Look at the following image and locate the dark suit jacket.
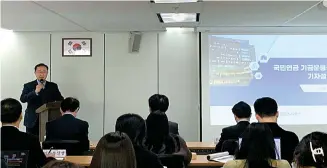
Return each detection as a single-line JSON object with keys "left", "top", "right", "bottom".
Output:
{"left": 215, "top": 121, "right": 250, "bottom": 152}
{"left": 20, "top": 80, "right": 63, "bottom": 128}
{"left": 1, "top": 126, "right": 47, "bottom": 168}
{"left": 45, "top": 114, "right": 90, "bottom": 152}
{"left": 134, "top": 145, "right": 163, "bottom": 168}
{"left": 1, "top": 158, "right": 7, "bottom": 168}
{"left": 168, "top": 121, "right": 179, "bottom": 135}
{"left": 266, "top": 123, "right": 299, "bottom": 163}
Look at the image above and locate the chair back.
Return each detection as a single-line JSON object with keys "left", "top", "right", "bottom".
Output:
{"left": 42, "top": 140, "right": 83, "bottom": 155}
{"left": 1, "top": 151, "right": 29, "bottom": 168}
{"left": 221, "top": 139, "right": 239, "bottom": 155}
{"left": 158, "top": 154, "right": 185, "bottom": 168}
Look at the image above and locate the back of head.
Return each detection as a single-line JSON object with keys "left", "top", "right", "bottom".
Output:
{"left": 254, "top": 97, "right": 278, "bottom": 118}
{"left": 236, "top": 123, "right": 276, "bottom": 168}
{"left": 148, "top": 94, "right": 169, "bottom": 112}
{"left": 61, "top": 97, "right": 79, "bottom": 113}
{"left": 1, "top": 98, "right": 22, "bottom": 124}
{"left": 115, "top": 113, "right": 146, "bottom": 146}
{"left": 146, "top": 111, "right": 176, "bottom": 153}
{"left": 294, "top": 132, "right": 327, "bottom": 168}
{"left": 232, "top": 101, "right": 252, "bottom": 119}
{"left": 42, "top": 160, "right": 80, "bottom": 168}
{"left": 90, "top": 132, "right": 136, "bottom": 168}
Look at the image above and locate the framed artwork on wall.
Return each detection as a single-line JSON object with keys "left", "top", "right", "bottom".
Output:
{"left": 62, "top": 38, "right": 92, "bottom": 57}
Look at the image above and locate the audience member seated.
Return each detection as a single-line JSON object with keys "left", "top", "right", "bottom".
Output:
{"left": 149, "top": 94, "right": 179, "bottom": 135}
{"left": 45, "top": 97, "right": 89, "bottom": 153}
{"left": 215, "top": 101, "right": 251, "bottom": 153}
{"left": 224, "top": 123, "right": 290, "bottom": 168}
{"left": 145, "top": 111, "right": 191, "bottom": 166}
{"left": 43, "top": 160, "right": 81, "bottom": 168}
{"left": 254, "top": 97, "right": 299, "bottom": 163}
{"left": 1, "top": 98, "right": 51, "bottom": 168}
{"left": 89, "top": 132, "right": 136, "bottom": 168}
{"left": 115, "top": 113, "right": 163, "bottom": 168}
{"left": 293, "top": 132, "right": 327, "bottom": 168}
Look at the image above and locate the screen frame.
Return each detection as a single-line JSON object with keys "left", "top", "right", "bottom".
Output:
{"left": 200, "top": 32, "right": 327, "bottom": 142}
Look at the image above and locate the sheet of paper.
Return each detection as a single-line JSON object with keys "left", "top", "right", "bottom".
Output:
{"left": 43, "top": 149, "right": 66, "bottom": 158}
{"left": 211, "top": 155, "right": 234, "bottom": 163}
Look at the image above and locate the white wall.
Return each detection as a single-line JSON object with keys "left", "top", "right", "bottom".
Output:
{"left": 158, "top": 29, "right": 199, "bottom": 141}
{"left": 51, "top": 33, "right": 105, "bottom": 141}
{"left": 104, "top": 33, "right": 158, "bottom": 133}
{"left": 0, "top": 32, "right": 50, "bottom": 131}
{"left": 0, "top": 30, "right": 200, "bottom": 141}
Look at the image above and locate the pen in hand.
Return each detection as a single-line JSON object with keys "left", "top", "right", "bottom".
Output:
{"left": 48, "top": 147, "right": 54, "bottom": 155}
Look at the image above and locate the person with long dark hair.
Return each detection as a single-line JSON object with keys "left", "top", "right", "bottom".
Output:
{"left": 294, "top": 132, "right": 327, "bottom": 168}
{"left": 145, "top": 111, "right": 191, "bottom": 165}
{"left": 89, "top": 132, "right": 136, "bottom": 168}
{"left": 223, "top": 123, "right": 290, "bottom": 168}
{"left": 115, "top": 113, "right": 163, "bottom": 168}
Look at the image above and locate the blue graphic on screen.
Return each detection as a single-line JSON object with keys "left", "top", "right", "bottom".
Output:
{"left": 209, "top": 35, "right": 327, "bottom": 106}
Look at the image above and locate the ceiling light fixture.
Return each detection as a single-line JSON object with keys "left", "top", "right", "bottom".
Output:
{"left": 160, "top": 13, "right": 197, "bottom": 23}
{"left": 172, "top": 13, "right": 186, "bottom": 22}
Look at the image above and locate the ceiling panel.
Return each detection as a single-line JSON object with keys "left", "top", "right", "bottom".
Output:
{"left": 1, "top": 1, "right": 85, "bottom": 31}
{"left": 150, "top": 2, "right": 202, "bottom": 13}
{"left": 284, "top": 2, "right": 327, "bottom": 26}
{"left": 1, "top": 1, "right": 327, "bottom": 32}
{"left": 200, "top": 1, "right": 320, "bottom": 27}
{"left": 35, "top": 1, "right": 165, "bottom": 32}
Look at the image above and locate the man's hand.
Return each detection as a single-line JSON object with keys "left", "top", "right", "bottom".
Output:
{"left": 35, "top": 84, "right": 43, "bottom": 94}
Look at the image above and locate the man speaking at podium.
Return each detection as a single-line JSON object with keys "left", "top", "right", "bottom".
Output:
{"left": 20, "top": 63, "right": 64, "bottom": 136}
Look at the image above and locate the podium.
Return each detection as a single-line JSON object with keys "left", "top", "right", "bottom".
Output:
{"left": 36, "top": 101, "right": 62, "bottom": 142}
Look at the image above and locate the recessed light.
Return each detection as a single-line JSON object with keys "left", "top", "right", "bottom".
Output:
{"left": 160, "top": 13, "right": 197, "bottom": 23}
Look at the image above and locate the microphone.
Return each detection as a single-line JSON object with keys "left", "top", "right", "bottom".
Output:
{"left": 39, "top": 79, "right": 45, "bottom": 90}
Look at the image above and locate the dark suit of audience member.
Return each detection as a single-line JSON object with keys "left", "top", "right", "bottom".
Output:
{"left": 215, "top": 101, "right": 251, "bottom": 153}
{"left": 1, "top": 158, "right": 7, "bottom": 168}
{"left": 116, "top": 113, "right": 163, "bottom": 168}
{"left": 20, "top": 63, "right": 63, "bottom": 136}
{"left": 1, "top": 98, "right": 49, "bottom": 168}
{"left": 254, "top": 97, "right": 299, "bottom": 163}
{"left": 168, "top": 121, "right": 179, "bottom": 135}
{"left": 149, "top": 94, "right": 179, "bottom": 135}
{"left": 45, "top": 97, "right": 89, "bottom": 153}
{"left": 266, "top": 123, "right": 299, "bottom": 163}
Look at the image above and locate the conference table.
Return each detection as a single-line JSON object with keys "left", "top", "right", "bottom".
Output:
{"left": 63, "top": 142, "right": 221, "bottom": 167}
{"left": 90, "top": 141, "right": 216, "bottom": 154}
{"left": 64, "top": 155, "right": 225, "bottom": 167}
{"left": 90, "top": 141, "right": 215, "bottom": 149}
